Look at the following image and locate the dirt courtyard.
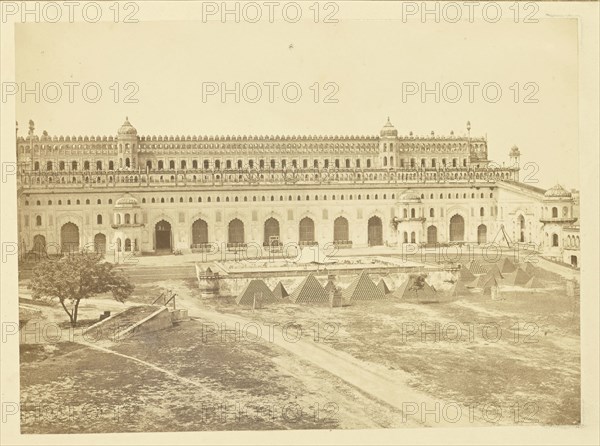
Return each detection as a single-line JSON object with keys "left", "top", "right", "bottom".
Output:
{"left": 19, "top": 261, "right": 580, "bottom": 432}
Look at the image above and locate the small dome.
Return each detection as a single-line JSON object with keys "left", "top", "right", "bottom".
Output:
{"left": 544, "top": 184, "right": 571, "bottom": 199}
{"left": 118, "top": 117, "right": 137, "bottom": 136}
{"left": 115, "top": 193, "right": 139, "bottom": 208}
{"left": 510, "top": 145, "right": 520, "bottom": 156}
{"left": 380, "top": 117, "right": 398, "bottom": 138}
{"left": 399, "top": 190, "right": 421, "bottom": 202}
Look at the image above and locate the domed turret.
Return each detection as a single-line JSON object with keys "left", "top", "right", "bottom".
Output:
{"left": 118, "top": 117, "right": 137, "bottom": 136}
{"left": 380, "top": 117, "right": 398, "bottom": 138}
{"left": 544, "top": 183, "right": 571, "bottom": 199}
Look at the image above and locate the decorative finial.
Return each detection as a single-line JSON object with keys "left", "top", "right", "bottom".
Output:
{"left": 466, "top": 121, "right": 471, "bottom": 131}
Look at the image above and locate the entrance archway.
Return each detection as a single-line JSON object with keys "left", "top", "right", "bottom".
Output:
{"left": 368, "top": 216, "right": 383, "bottom": 246}
{"left": 192, "top": 219, "right": 208, "bottom": 247}
{"left": 61, "top": 222, "right": 79, "bottom": 253}
{"left": 264, "top": 218, "right": 280, "bottom": 246}
{"left": 333, "top": 216, "right": 349, "bottom": 242}
{"left": 94, "top": 233, "right": 106, "bottom": 254}
{"left": 155, "top": 220, "right": 172, "bottom": 251}
{"left": 427, "top": 225, "right": 437, "bottom": 245}
{"left": 477, "top": 224, "right": 487, "bottom": 244}
{"left": 33, "top": 234, "right": 46, "bottom": 255}
{"left": 449, "top": 214, "right": 465, "bottom": 242}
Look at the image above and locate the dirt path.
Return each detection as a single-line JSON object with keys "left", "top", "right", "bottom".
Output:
{"left": 169, "top": 287, "right": 461, "bottom": 427}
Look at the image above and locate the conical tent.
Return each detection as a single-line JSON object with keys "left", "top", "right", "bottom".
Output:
{"left": 272, "top": 281, "right": 289, "bottom": 299}
{"left": 467, "top": 260, "right": 489, "bottom": 275}
{"left": 288, "top": 273, "right": 330, "bottom": 304}
{"left": 502, "top": 267, "right": 531, "bottom": 286}
{"left": 342, "top": 271, "right": 385, "bottom": 301}
{"left": 395, "top": 275, "right": 437, "bottom": 301}
{"left": 236, "top": 279, "right": 278, "bottom": 306}
{"left": 377, "top": 278, "right": 391, "bottom": 295}
{"left": 524, "top": 262, "right": 537, "bottom": 275}
{"left": 480, "top": 276, "right": 498, "bottom": 294}
{"left": 498, "top": 258, "right": 517, "bottom": 274}
{"left": 524, "top": 276, "right": 545, "bottom": 289}
{"left": 486, "top": 264, "right": 504, "bottom": 280}
{"left": 324, "top": 279, "right": 337, "bottom": 295}
{"left": 457, "top": 265, "right": 476, "bottom": 282}
{"left": 451, "top": 280, "right": 471, "bottom": 297}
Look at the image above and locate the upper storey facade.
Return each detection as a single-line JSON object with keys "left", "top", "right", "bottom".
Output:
{"left": 16, "top": 118, "right": 515, "bottom": 189}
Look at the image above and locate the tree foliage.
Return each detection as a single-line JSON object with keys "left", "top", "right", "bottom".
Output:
{"left": 408, "top": 273, "right": 427, "bottom": 298}
{"left": 30, "top": 253, "right": 134, "bottom": 327}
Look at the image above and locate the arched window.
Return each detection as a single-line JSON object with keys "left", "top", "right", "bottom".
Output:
{"left": 169, "top": 160, "right": 175, "bottom": 169}
{"left": 430, "top": 208, "right": 435, "bottom": 217}
{"left": 97, "top": 214, "right": 103, "bottom": 224}
{"left": 410, "top": 208, "right": 416, "bottom": 218}
{"left": 552, "top": 233, "right": 559, "bottom": 247}
{"left": 109, "top": 160, "right": 114, "bottom": 170}
{"left": 552, "top": 207, "right": 558, "bottom": 218}
{"left": 36, "top": 215, "right": 42, "bottom": 226}
{"left": 299, "top": 217, "right": 315, "bottom": 243}
{"left": 480, "top": 207, "right": 485, "bottom": 217}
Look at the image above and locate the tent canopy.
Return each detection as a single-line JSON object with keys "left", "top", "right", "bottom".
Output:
{"left": 288, "top": 273, "right": 330, "bottom": 304}
{"left": 342, "top": 271, "right": 385, "bottom": 301}
{"left": 236, "top": 279, "right": 278, "bottom": 306}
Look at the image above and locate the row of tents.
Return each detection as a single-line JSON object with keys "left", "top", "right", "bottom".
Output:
{"left": 236, "top": 271, "right": 437, "bottom": 307}
{"left": 452, "top": 257, "right": 545, "bottom": 296}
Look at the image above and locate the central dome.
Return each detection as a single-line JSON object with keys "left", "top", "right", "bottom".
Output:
{"left": 118, "top": 117, "right": 137, "bottom": 136}
{"left": 380, "top": 117, "right": 398, "bottom": 138}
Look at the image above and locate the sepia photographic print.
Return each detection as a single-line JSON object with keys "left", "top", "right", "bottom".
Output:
{"left": 1, "top": 1, "right": 598, "bottom": 445}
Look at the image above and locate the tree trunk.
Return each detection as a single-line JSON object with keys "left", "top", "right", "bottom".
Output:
{"left": 72, "top": 299, "right": 81, "bottom": 327}
{"left": 59, "top": 299, "right": 75, "bottom": 327}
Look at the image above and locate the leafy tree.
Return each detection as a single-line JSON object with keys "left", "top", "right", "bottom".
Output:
{"left": 408, "top": 273, "right": 427, "bottom": 299}
{"left": 30, "top": 253, "right": 134, "bottom": 327}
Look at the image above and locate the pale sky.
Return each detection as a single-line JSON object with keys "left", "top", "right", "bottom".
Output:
{"left": 15, "top": 13, "right": 578, "bottom": 190}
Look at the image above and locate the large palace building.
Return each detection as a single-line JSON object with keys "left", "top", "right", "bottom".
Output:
{"left": 16, "top": 118, "right": 580, "bottom": 267}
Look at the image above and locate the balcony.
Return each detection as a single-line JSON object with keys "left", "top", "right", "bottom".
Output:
{"left": 539, "top": 217, "right": 578, "bottom": 224}
{"left": 111, "top": 223, "right": 145, "bottom": 229}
